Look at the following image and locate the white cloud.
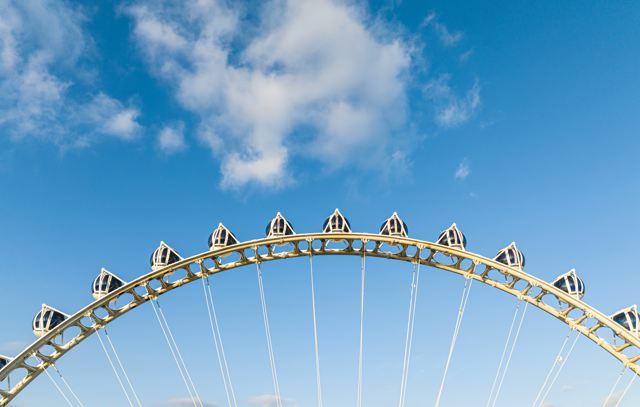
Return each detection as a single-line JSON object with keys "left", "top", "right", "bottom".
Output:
{"left": 248, "top": 394, "right": 296, "bottom": 407}
{"left": 459, "top": 49, "right": 474, "bottom": 63}
{"left": 126, "top": 0, "right": 411, "bottom": 188}
{"left": 0, "top": 0, "right": 480, "bottom": 186}
{"left": 166, "top": 397, "right": 217, "bottom": 407}
{"left": 158, "top": 122, "right": 187, "bottom": 154}
{"left": 130, "top": 7, "right": 189, "bottom": 53}
{"left": 82, "top": 93, "right": 142, "bottom": 140}
{"left": 0, "top": 0, "right": 142, "bottom": 146}
{"left": 455, "top": 159, "right": 470, "bottom": 180}
{"left": 424, "top": 74, "right": 481, "bottom": 128}
{"left": 105, "top": 109, "right": 141, "bottom": 139}
{"left": 421, "top": 12, "right": 463, "bottom": 47}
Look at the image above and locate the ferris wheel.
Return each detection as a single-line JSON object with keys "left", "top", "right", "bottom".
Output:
{"left": 0, "top": 209, "right": 638, "bottom": 407}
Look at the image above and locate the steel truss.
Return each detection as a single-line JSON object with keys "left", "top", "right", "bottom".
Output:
{"left": 1, "top": 233, "right": 638, "bottom": 405}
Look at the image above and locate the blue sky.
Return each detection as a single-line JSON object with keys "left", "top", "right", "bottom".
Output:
{"left": 0, "top": 0, "right": 639, "bottom": 406}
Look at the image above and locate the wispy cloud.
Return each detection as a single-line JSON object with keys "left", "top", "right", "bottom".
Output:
{"left": 0, "top": 0, "right": 142, "bottom": 147}
{"left": 166, "top": 397, "right": 218, "bottom": 407}
{"left": 424, "top": 75, "right": 481, "bottom": 128}
{"left": 459, "top": 49, "right": 474, "bottom": 63}
{"left": 125, "top": 0, "right": 412, "bottom": 188}
{"left": 455, "top": 158, "right": 470, "bottom": 180}
{"left": 81, "top": 94, "right": 142, "bottom": 140}
{"left": 248, "top": 394, "right": 297, "bottom": 407}
{"left": 158, "top": 122, "right": 187, "bottom": 154}
{"left": 421, "top": 12, "right": 463, "bottom": 47}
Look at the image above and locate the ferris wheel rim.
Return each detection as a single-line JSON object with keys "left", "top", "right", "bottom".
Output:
{"left": 0, "top": 232, "right": 638, "bottom": 405}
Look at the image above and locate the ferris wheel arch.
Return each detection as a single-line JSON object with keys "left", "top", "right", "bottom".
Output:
{"left": 0, "top": 232, "right": 637, "bottom": 406}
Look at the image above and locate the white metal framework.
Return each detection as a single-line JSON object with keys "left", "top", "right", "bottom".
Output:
{"left": 2, "top": 218, "right": 640, "bottom": 405}
{"left": 494, "top": 242, "right": 525, "bottom": 270}
{"left": 323, "top": 209, "right": 351, "bottom": 233}
{"left": 379, "top": 212, "right": 408, "bottom": 238}
{"left": 32, "top": 305, "right": 69, "bottom": 338}
{"left": 552, "top": 269, "right": 585, "bottom": 300}
{"left": 209, "top": 223, "right": 239, "bottom": 250}
{"left": 436, "top": 223, "right": 467, "bottom": 251}
{"left": 0, "top": 357, "right": 9, "bottom": 370}
{"left": 150, "top": 242, "right": 182, "bottom": 272}
{"left": 92, "top": 268, "right": 126, "bottom": 300}
{"left": 266, "top": 212, "right": 295, "bottom": 238}
{"left": 611, "top": 305, "right": 640, "bottom": 337}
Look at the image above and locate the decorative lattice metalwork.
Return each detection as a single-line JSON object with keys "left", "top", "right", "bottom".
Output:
{"left": 1, "top": 232, "right": 640, "bottom": 405}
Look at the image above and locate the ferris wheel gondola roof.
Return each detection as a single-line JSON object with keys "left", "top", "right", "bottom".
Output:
{"left": 32, "top": 304, "right": 68, "bottom": 338}
{"left": 209, "top": 223, "right": 239, "bottom": 250}
{"left": 0, "top": 355, "right": 10, "bottom": 370}
{"left": 92, "top": 268, "right": 126, "bottom": 300}
{"left": 379, "top": 212, "right": 408, "bottom": 238}
{"left": 611, "top": 305, "right": 639, "bottom": 337}
{"left": 436, "top": 223, "right": 467, "bottom": 251}
{"left": 266, "top": 212, "right": 295, "bottom": 238}
{"left": 7, "top": 213, "right": 640, "bottom": 407}
{"left": 552, "top": 269, "right": 585, "bottom": 300}
{"left": 323, "top": 208, "right": 351, "bottom": 233}
{"left": 150, "top": 241, "right": 182, "bottom": 272}
{"left": 494, "top": 241, "right": 525, "bottom": 270}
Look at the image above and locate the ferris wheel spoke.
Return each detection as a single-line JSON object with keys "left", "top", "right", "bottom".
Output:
{"left": 49, "top": 364, "right": 85, "bottom": 407}
{"left": 542, "top": 332, "right": 580, "bottom": 401}
{"left": 532, "top": 329, "right": 580, "bottom": 407}
{"left": 530, "top": 330, "right": 571, "bottom": 407}
{"left": 398, "top": 265, "right": 417, "bottom": 407}
{"left": 491, "top": 302, "right": 528, "bottom": 407}
{"left": 614, "top": 372, "right": 638, "bottom": 407}
{"left": 150, "top": 299, "right": 203, "bottom": 407}
{"left": 156, "top": 299, "right": 204, "bottom": 407}
{"left": 94, "top": 328, "right": 135, "bottom": 407}
{"left": 356, "top": 251, "right": 367, "bottom": 407}
{"left": 102, "top": 328, "right": 143, "bottom": 407}
{"left": 207, "top": 280, "right": 238, "bottom": 407}
{"left": 206, "top": 280, "right": 238, "bottom": 407}
{"left": 256, "top": 262, "right": 283, "bottom": 407}
{"left": 486, "top": 301, "right": 522, "bottom": 407}
{"left": 603, "top": 367, "right": 627, "bottom": 407}
{"left": 486, "top": 301, "right": 529, "bottom": 407}
{"left": 202, "top": 277, "right": 237, "bottom": 407}
{"left": 434, "top": 278, "right": 473, "bottom": 407}
{"left": 398, "top": 256, "right": 422, "bottom": 407}
{"left": 6, "top": 212, "right": 640, "bottom": 407}
{"left": 309, "top": 254, "right": 324, "bottom": 407}
{"left": 42, "top": 367, "right": 77, "bottom": 407}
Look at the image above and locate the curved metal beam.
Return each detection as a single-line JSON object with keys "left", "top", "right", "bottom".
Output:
{"left": 0, "top": 233, "right": 637, "bottom": 406}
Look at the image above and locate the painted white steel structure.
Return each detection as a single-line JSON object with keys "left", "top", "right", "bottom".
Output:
{"left": 1, "top": 231, "right": 639, "bottom": 405}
